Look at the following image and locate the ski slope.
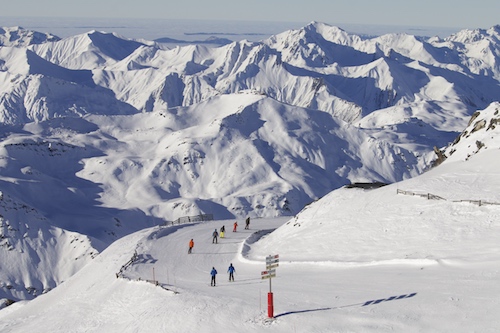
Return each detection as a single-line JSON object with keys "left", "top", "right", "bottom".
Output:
{"left": 1, "top": 150, "right": 499, "bottom": 333}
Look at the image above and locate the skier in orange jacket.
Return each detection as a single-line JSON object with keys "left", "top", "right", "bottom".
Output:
{"left": 188, "top": 239, "right": 194, "bottom": 254}
{"left": 233, "top": 221, "right": 238, "bottom": 232}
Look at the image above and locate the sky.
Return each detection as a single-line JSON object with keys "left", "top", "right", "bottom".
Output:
{"left": 2, "top": 0, "right": 499, "bottom": 31}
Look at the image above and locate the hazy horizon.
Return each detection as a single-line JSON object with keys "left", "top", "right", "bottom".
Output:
{"left": 0, "top": 16, "right": 467, "bottom": 42}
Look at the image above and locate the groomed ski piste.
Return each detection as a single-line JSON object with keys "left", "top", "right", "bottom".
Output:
{"left": 0, "top": 141, "right": 499, "bottom": 332}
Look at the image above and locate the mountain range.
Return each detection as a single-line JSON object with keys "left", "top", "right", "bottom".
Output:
{"left": 0, "top": 21, "right": 499, "bottom": 303}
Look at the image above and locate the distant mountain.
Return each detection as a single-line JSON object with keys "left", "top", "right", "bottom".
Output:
{"left": 1, "top": 23, "right": 498, "bottom": 128}
{"left": 0, "top": 26, "right": 60, "bottom": 47}
{"left": 0, "top": 23, "right": 499, "bottom": 302}
{"left": 30, "top": 30, "right": 145, "bottom": 70}
{"left": 0, "top": 33, "right": 140, "bottom": 124}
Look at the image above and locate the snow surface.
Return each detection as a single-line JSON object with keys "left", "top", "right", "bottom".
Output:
{"left": 1, "top": 103, "right": 499, "bottom": 330}
{"left": 0, "top": 21, "right": 499, "bottom": 331}
{"left": 0, "top": 144, "right": 499, "bottom": 332}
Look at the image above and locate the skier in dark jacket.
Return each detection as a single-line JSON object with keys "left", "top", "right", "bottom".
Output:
{"left": 245, "top": 217, "right": 250, "bottom": 229}
{"left": 212, "top": 229, "right": 219, "bottom": 244}
{"left": 227, "top": 263, "right": 236, "bottom": 282}
{"left": 210, "top": 267, "right": 218, "bottom": 286}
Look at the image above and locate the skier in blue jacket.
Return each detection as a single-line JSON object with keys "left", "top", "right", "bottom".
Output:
{"left": 227, "top": 263, "right": 236, "bottom": 282}
{"left": 210, "top": 267, "right": 218, "bottom": 286}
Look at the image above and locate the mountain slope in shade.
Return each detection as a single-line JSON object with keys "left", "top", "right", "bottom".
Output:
{"left": 0, "top": 190, "right": 97, "bottom": 303}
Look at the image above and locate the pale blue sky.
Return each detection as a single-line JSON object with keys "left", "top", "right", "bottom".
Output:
{"left": 2, "top": 0, "right": 499, "bottom": 30}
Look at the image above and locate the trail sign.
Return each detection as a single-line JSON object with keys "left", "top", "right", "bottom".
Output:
{"left": 266, "top": 254, "right": 279, "bottom": 269}
{"left": 266, "top": 254, "right": 279, "bottom": 261}
{"left": 261, "top": 269, "right": 276, "bottom": 276}
{"left": 261, "top": 273, "right": 276, "bottom": 280}
{"left": 263, "top": 254, "right": 279, "bottom": 318}
{"left": 266, "top": 258, "right": 279, "bottom": 264}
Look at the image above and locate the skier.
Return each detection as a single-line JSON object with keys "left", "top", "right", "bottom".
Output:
{"left": 188, "top": 238, "right": 194, "bottom": 254}
{"left": 233, "top": 221, "right": 238, "bottom": 232}
{"left": 227, "top": 263, "right": 236, "bottom": 282}
{"left": 210, "top": 267, "right": 218, "bottom": 286}
{"left": 212, "top": 229, "right": 219, "bottom": 244}
{"left": 220, "top": 225, "right": 225, "bottom": 238}
{"left": 245, "top": 217, "right": 250, "bottom": 230}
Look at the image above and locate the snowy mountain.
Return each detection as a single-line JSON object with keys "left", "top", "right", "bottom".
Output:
{"left": 30, "top": 30, "right": 145, "bottom": 70}
{"left": 0, "top": 46, "right": 139, "bottom": 124}
{"left": 0, "top": 120, "right": 498, "bottom": 331}
{"left": 0, "top": 22, "right": 499, "bottom": 305}
{"left": 0, "top": 27, "right": 60, "bottom": 47}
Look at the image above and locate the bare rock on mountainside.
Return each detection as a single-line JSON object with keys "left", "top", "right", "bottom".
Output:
{"left": 443, "top": 102, "right": 500, "bottom": 162}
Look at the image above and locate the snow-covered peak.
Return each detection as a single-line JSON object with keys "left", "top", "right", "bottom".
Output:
{"left": 266, "top": 21, "right": 355, "bottom": 50}
{"left": 445, "top": 25, "right": 500, "bottom": 44}
{"left": 30, "top": 30, "right": 145, "bottom": 70}
{"left": 0, "top": 26, "right": 60, "bottom": 47}
{"left": 489, "top": 24, "right": 500, "bottom": 37}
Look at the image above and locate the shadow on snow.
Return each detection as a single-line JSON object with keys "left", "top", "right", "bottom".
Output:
{"left": 274, "top": 292, "right": 418, "bottom": 318}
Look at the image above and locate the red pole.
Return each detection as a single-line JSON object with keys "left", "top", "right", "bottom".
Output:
{"left": 268, "top": 292, "right": 274, "bottom": 318}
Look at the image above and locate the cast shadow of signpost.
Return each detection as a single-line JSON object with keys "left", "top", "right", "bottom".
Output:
{"left": 274, "top": 292, "right": 418, "bottom": 318}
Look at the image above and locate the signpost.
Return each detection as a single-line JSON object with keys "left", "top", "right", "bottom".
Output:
{"left": 261, "top": 269, "right": 276, "bottom": 278}
{"left": 261, "top": 254, "right": 279, "bottom": 318}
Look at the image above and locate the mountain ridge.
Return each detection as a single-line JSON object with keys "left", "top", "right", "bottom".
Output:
{"left": 0, "top": 22, "right": 499, "bottom": 303}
